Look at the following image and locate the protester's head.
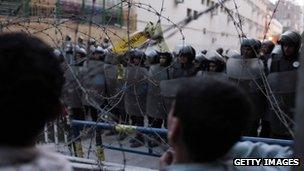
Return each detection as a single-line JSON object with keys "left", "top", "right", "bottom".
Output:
{"left": 168, "top": 77, "right": 252, "bottom": 163}
{"left": 0, "top": 33, "right": 64, "bottom": 147}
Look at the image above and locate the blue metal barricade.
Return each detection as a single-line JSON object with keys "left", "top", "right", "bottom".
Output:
{"left": 71, "top": 120, "right": 293, "bottom": 157}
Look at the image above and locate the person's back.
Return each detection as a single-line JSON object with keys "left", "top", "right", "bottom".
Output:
{"left": 0, "top": 33, "right": 71, "bottom": 170}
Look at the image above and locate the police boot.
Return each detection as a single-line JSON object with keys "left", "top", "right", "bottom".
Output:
{"left": 96, "top": 145, "right": 105, "bottom": 161}
{"left": 130, "top": 134, "right": 144, "bottom": 148}
{"left": 74, "top": 141, "right": 84, "bottom": 158}
{"left": 148, "top": 135, "right": 160, "bottom": 148}
{"left": 118, "top": 132, "right": 127, "bottom": 141}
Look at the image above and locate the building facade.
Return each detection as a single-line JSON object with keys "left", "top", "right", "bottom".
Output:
{"left": 30, "top": 0, "right": 56, "bottom": 16}
{"left": 137, "top": 0, "right": 277, "bottom": 51}
{"left": 275, "top": 0, "right": 303, "bottom": 32}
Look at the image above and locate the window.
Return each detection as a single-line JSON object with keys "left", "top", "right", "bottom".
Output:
{"left": 203, "top": 28, "right": 207, "bottom": 34}
{"left": 212, "top": 37, "right": 217, "bottom": 44}
{"left": 202, "top": 0, "right": 205, "bottom": 5}
{"left": 175, "top": 0, "right": 184, "bottom": 4}
{"left": 207, "top": 0, "right": 210, "bottom": 6}
{"left": 194, "top": 10, "right": 198, "bottom": 19}
{"left": 211, "top": 1, "right": 215, "bottom": 7}
{"left": 187, "top": 8, "right": 192, "bottom": 17}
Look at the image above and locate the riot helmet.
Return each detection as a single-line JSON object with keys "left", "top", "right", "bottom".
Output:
{"left": 201, "top": 50, "right": 208, "bottom": 54}
{"left": 65, "top": 43, "right": 73, "bottom": 54}
{"left": 78, "top": 36, "right": 84, "bottom": 43}
{"left": 225, "top": 49, "right": 241, "bottom": 59}
{"left": 261, "top": 40, "right": 275, "bottom": 55}
{"left": 278, "top": 30, "right": 301, "bottom": 58}
{"left": 194, "top": 53, "right": 208, "bottom": 71}
{"left": 240, "top": 38, "right": 261, "bottom": 58}
{"left": 75, "top": 47, "right": 87, "bottom": 59}
{"left": 159, "top": 52, "right": 172, "bottom": 67}
{"left": 125, "top": 49, "right": 146, "bottom": 66}
{"left": 53, "top": 49, "right": 64, "bottom": 63}
{"left": 88, "top": 38, "right": 96, "bottom": 46}
{"left": 92, "top": 46, "right": 106, "bottom": 61}
{"left": 216, "top": 48, "right": 224, "bottom": 56}
{"left": 178, "top": 45, "right": 196, "bottom": 64}
{"left": 205, "top": 51, "right": 226, "bottom": 72}
{"left": 145, "top": 49, "right": 160, "bottom": 65}
{"left": 65, "top": 35, "right": 71, "bottom": 41}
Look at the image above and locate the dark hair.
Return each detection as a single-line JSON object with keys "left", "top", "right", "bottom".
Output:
{"left": 173, "top": 77, "right": 252, "bottom": 162}
{"left": 0, "top": 33, "right": 64, "bottom": 146}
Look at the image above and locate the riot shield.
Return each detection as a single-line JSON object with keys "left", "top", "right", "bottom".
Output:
{"left": 104, "top": 64, "right": 125, "bottom": 110}
{"left": 199, "top": 71, "right": 229, "bottom": 81}
{"left": 267, "top": 71, "right": 298, "bottom": 94}
{"left": 160, "top": 77, "right": 203, "bottom": 112}
{"left": 146, "top": 65, "right": 172, "bottom": 119}
{"left": 267, "top": 71, "right": 297, "bottom": 137}
{"left": 80, "top": 60, "right": 106, "bottom": 107}
{"left": 226, "top": 58, "right": 267, "bottom": 135}
{"left": 124, "top": 66, "right": 149, "bottom": 117}
{"left": 226, "top": 58, "right": 264, "bottom": 80}
{"left": 62, "top": 65, "right": 83, "bottom": 108}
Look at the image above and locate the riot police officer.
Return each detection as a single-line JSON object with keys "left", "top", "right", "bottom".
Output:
{"left": 260, "top": 40, "right": 275, "bottom": 74}
{"left": 266, "top": 31, "right": 301, "bottom": 139}
{"left": 172, "top": 45, "right": 196, "bottom": 78}
{"left": 205, "top": 51, "right": 226, "bottom": 72}
{"left": 77, "top": 36, "right": 86, "bottom": 50}
{"left": 101, "top": 37, "right": 110, "bottom": 49}
{"left": 92, "top": 46, "right": 107, "bottom": 62}
{"left": 194, "top": 53, "right": 208, "bottom": 74}
{"left": 145, "top": 49, "right": 160, "bottom": 68}
{"left": 146, "top": 51, "right": 173, "bottom": 147}
{"left": 88, "top": 38, "right": 97, "bottom": 53}
{"left": 270, "top": 31, "right": 301, "bottom": 73}
{"left": 81, "top": 45, "right": 107, "bottom": 160}
{"left": 227, "top": 38, "right": 266, "bottom": 137}
{"left": 240, "top": 38, "right": 261, "bottom": 59}
{"left": 216, "top": 47, "right": 224, "bottom": 56}
{"left": 124, "top": 49, "right": 148, "bottom": 148}
{"left": 64, "top": 35, "right": 74, "bottom": 64}
{"left": 74, "top": 47, "right": 87, "bottom": 66}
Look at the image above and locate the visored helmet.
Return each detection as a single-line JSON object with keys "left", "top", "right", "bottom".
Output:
{"left": 145, "top": 49, "right": 160, "bottom": 65}
{"left": 178, "top": 45, "right": 196, "bottom": 62}
{"left": 75, "top": 47, "right": 87, "bottom": 56}
{"left": 205, "top": 50, "right": 225, "bottom": 63}
{"left": 278, "top": 30, "right": 301, "bottom": 51}
{"left": 125, "top": 49, "right": 146, "bottom": 65}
